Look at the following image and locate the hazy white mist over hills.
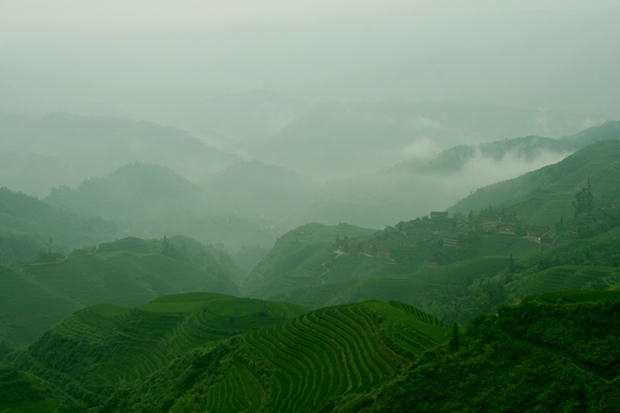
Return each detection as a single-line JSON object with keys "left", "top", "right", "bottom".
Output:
{"left": 1, "top": 1, "right": 619, "bottom": 117}
{"left": 1, "top": 0, "right": 619, "bottom": 246}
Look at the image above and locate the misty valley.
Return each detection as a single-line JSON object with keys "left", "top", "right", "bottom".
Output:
{"left": 1, "top": 97, "right": 620, "bottom": 413}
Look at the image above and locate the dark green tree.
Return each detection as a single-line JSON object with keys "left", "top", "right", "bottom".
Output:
{"left": 573, "top": 177, "right": 593, "bottom": 217}
{"left": 449, "top": 322, "right": 460, "bottom": 351}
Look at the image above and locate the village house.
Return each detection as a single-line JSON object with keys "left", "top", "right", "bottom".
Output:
{"left": 442, "top": 232, "right": 463, "bottom": 248}
{"left": 363, "top": 242, "right": 377, "bottom": 256}
{"left": 347, "top": 241, "right": 361, "bottom": 254}
{"left": 482, "top": 220, "right": 499, "bottom": 233}
{"left": 407, "top": 227, "right": 433, "bottom": 243}
{"left": 430, "top": 211, "right": 449, "bottom": 219}
{"left": 499, "top": 219, "right": 520, "bottom": 234}
{"left": 527, "top": 226, "right": 549, "bottom": 240}
{"left": 376, "top": 240, "right": 393, "bottom": 258}
{"left": 476, "top": 210, "right": 500, "bottom": 225}
{"left": 540, "top": 231, "right": 558, "bottom": 248}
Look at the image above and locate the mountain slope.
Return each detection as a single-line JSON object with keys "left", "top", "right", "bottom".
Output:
{"left": 290, "top": 121, "right": 620, "bottom": 230}
{"left": 0, "top": 236, "right": 239, "bottom": 352}
{"left": 325, "top": 292, "right": 620, "bottom": 413}
{"left": 0, "top": 364, "right": 85, "bottom": 413}
{"left": 0, "top": 187, "right": 120, "bottom": 252}
{"left": 243, "top": 223, "right": 382, "bottom": 304}
{"left": 0, "top": 265, "right": 78, "bottom": 355}
{"left": 8, "top": 293, "right": 309, "bottom": 406}
{"left": 0, "top": 112, "right": 240, "bottom": 197}
{"left": 252, "top": 99, "right": 610, "bottom": 180}
{"left": 449, "top": 138, "right": 620, "bottom": 220}
{"left": 45, "top": 163, "right": 278, "bottom": 249}
{"left": 96, "top": 299, "right": 449, "bottom": 412}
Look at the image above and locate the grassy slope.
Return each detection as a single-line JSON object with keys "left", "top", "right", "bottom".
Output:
{"left": 0, "top": 265, "right": 79, "bottom": 351}
{"left": 243, "top": 142, "right": 620, "bottom": 325}
{"left": 283, "top": 256, "right": 510, "bottom": 322}
{"left": 243, "top": 223, "right": 378, "bottom": 302}
{"left": 100, "top": 299, "right": 449, "bottom": 413}
{"left": 0, "top": 187, "right": 119, "bottom": 252}
{"left": 250, "top": 221, "right": 620, "bottom": 328}
{"left": 0, "top": 364, "right": 85, "bottom": 413}
{"left": 450, "top": 139, "right": 620, "bottom": 221}
{"left": 44, "top": 163, "right": 277, "bottom": 250}
{"left": 505, "top": 224, "right": 620, "bottom": 298}
{"left": 0, "top": 232, "right": 48, "bottom": 265}
{"left": 241, "top": 222, "right": 537, "bottom": 316}
{"left": 327, "top": 294, "right": 620, "bottom": 413}
{"left": 0, "top": 237, "right": 238, "bottom": 352}
{"left": 9, "top": 293, "right": 309, "bottom": 408}
{"left": 512, "top": 265, "right": 620, "bottom": 298}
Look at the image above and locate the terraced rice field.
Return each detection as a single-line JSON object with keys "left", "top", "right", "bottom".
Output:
{"left": 356, "top": 257, "right": 510, "bottom": 306}
{"left": 44, "top": 293, "right": 309, "bottom": 385}
{"left": 515, "top": 265, "right": 619, "bottom": 297}
{"left": 194, "top": 301, "right": 449, "bottom": 412}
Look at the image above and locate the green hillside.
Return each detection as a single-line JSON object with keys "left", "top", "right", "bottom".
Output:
{"left": 396, "top": 120, "right": 620, "bottom": 175}
{"left": 243, "top": 223, "right": 387, "bottom": 305}
{"left": 450, "top": 138, "right": 620, "bottom": 221}
{"left": 265, "top": 256, "right": 510, "bottom": 325}
{"left": 512, "top": 265, "right": 620, "bottom": 298}
{"left": 0, "top": 187, "right": 120, "bottom": 252}
{"left": 244, "top": 211, "right": 620, "bottom": 328}
{"left": 44, "top": 163, "right": 278, "bottom": 250}
{"left": 323, "top": 294, "right": 620, "bottom": 413}
{"left": 96, "top": 299, "right": 449, "bottom": 413}
{"left": 0, "top": 112, "right": 240, "bottom": 197}
{"left": 8, "top": 289, "right": 620, "bottom": 412}
{"left": 285, "top": 121, "right": 620, "bottom": 230}
{"left": 0, "top": 364, "right": 85, "bottom": 413}
{"left": 0, "top": 233, "right": 47, "bottom": 265}
{"left": 8, "top": 293, "right": 309, "bottom": 407}
{"left": 0, "top": 236, "right": 240, "bottom": 352}
{"left": 524, "top": 289, "right": 620, "bottom": 304}
{"left": 254, "top": 100, "right": 610, "bottom": 179}
{"left": 0, "top": 265, "right": 78, "bottom": 357}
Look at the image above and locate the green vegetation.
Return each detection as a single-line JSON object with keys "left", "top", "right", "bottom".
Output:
{"left": 243, "top": 223, "right": 377, "bottom": 303}
{"left": 97, "top": 299, "right": 448, "bottom": 413}
{"left": 0, "top": 364, "right": 84, "bottom": 413}
{"left": 8, "top": 293, "right": 309, "bottom": 407}
{"left": 322, "top": 295, "right": 620, "bottom": 413}
{"left": 450, "top": 139, "right": 620, "bottom": 222}
{"left": 478, "top": 234, "right": 539, "bottom": 257}
{"left": 45, "top": 163, "right": 278, "bottom": 250}
{"left": 4, "top": 122, "right": 620, "bottom": 411}
{"left": 242, "top": 139, "right": 620, "bottom": 329}
{"left": 524, "top": 289, "right": 620, "bottom": 304}
{"left": 512, "top": 265, "right": 619, "bottom": 298}
{"left": 0, "top": 236, "right": 241, "bottom": 351}
{"left": 0, "top": 187, "right": 120, "bottom": 252}
{"left": 0, "top": 265, "right": 78, "bottom": 352}
{"left": 0, "top": 233, "right": 47, "bottom": 265}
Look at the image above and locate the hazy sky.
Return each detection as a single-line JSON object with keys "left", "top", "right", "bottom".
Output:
{"left": 1, "top": 0, "right": 619, "bottom": 116}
